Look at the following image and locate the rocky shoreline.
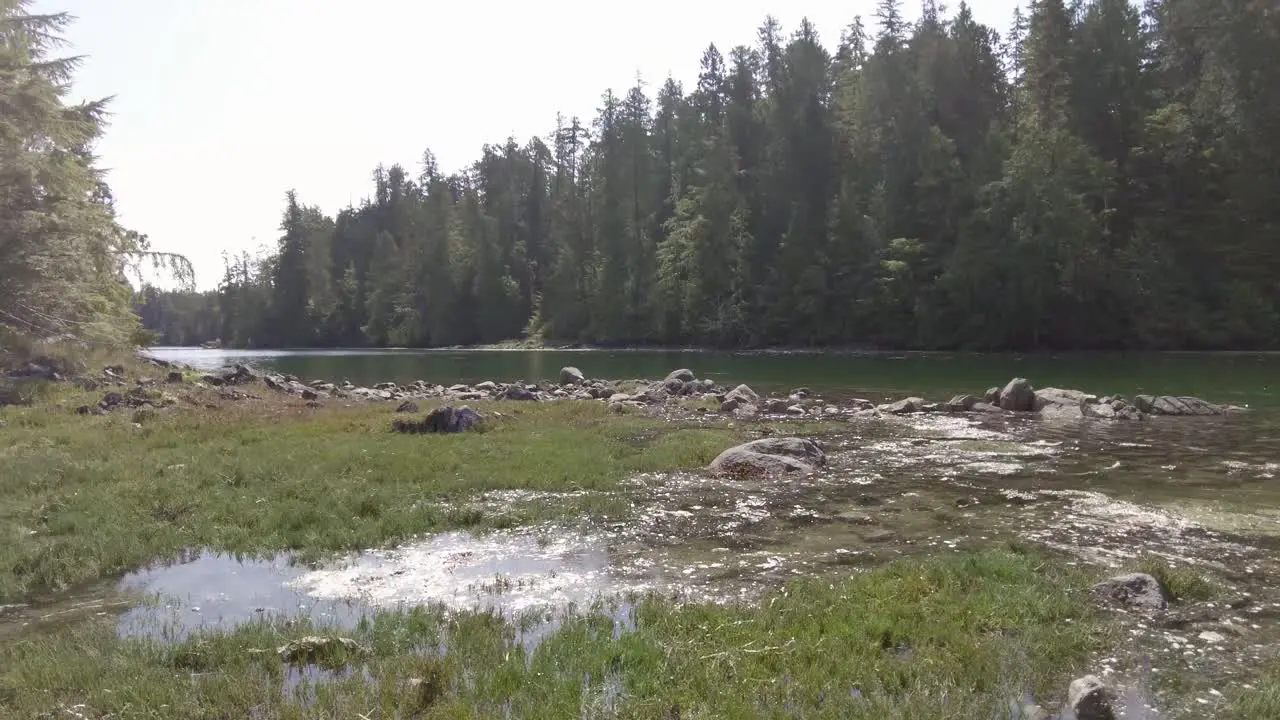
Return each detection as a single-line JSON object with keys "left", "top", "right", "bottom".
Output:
{"left": 21, "top": 352, "right": 1245, "bottom": 427}
{"left": 186, "top": 359, "right": 1246, "bottom": 421}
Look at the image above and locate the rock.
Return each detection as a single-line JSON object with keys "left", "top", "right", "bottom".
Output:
{"left": 136, "top": 376, "right": 155, "bottom": 386}
{"left": 946, "top": 394, "right": 981, "bottom": 412}
{"left": 474, "top": 381, "right": 497, "bottom": 392}
{"left": 101, "top": 392, "right": 123, "bottom": 408}
{"left": 300, "top": 388, "right": 319, "bottom": 402}
{"left": 166, "top": 371, "right": 184, "bottom": 384}
{"left": 999, "top": 378, "right": 1035, "bottom": 412}
{"left": 608, "top": 392, "right": 632, "bottom": 403}
{"left": 277, "top": 636, "right": 370, "bottom": 666}
{"left": 1092, "top": 573, "right": 1169, "bottom": 610}
{"left": 724, "top": 384, "right": 759, "bottom": 406}
{"left": 498, "top": 385, "right": 538, "bottom": 401}
{"left": 1133, "top": 395, "right": 1224, "bottom": 416}
{"left": 1032, "top": 387, "right": 1096, "bottom": 411}
{"left": 395, "top": 400, "right": 420, "bottom": 414}
{"left": 984, "top": 386, "right": 1002, "bottom": 405}
{"left": 1067, "top": 675, "right": 1116, "bottom": 720}
{"left": 709, "top": 437, "right": 826, "bottom": 476}
{"left": 880, "top": 397, "right": 925, "bottom": 415}
{"left": 764, "top": 398, "right": 791, "bottom": 413}
{"left": 201, "top": 374, "right": 226, "bottom": 387}
{"left": 393, "top": 406, "right": 484, "bottom": 434}
{"left": 664, "top": 368, "right": 696, "bottom": 383}
{"left": 664, "top": 378, "right": 693, "bottom": 396}
{"left": 132, "top": 407, "right": 158, "bottom": 424}
{"left": 734, "top": 403, "right": 760, "bottom": 417}
{"left": 1198, "top": 630, "right": 1227, "bottom": 644}
{"left": 559, "top": 367, "right": 585, "bottom": 385}
{"left": 791, "top": 387, "right": 811, "bottom": 398}
{"left": 719, "top": 397, "right": 740, "bottom": 413}
{"left": 786, "top": 405, "right": 806, "bottom": 415}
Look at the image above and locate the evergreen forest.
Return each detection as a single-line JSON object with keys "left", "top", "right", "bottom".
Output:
{"left": 134, "top": 0, "right": 1280, "bottom": 350}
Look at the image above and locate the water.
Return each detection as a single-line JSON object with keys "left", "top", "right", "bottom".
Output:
{"left": 146, "top": 346, "right": 1280, "bottom": 408}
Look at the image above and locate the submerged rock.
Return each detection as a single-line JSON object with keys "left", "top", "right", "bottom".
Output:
{"left": 1092, "top": 572, "right": 1169, "bottom": 610}
{"left": 1133, "top": 394, "right": 1224, "bottom": 416}
{"left": 709, "top": 437, "right": 826, "bottom": 476}
{"left": 277, "top": 636, "right": 369, "bottom": 667}
{"left": 1067, "top": 675, "right": 1116, "bottom": 720}
{"left": 393, "top": 406, "right": 483, "bottom": 434}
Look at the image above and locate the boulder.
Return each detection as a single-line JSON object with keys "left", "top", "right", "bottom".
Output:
{"left": 946, "top": 394, "right": 981, "bottom": 412}
{"left": 880, "top": 397, "right": 925, "bottom": 415}
{"left": 1092, "top": 572, "right": 1169, "bottom": 610}
{"left": 1133, "top": 395, "right": 1224, "bottom": 417}
{"left": 393, "top": 406, "right": 484, "bottom": 434}
{"left": 1067, "top": 675, "right": 1116, "bottom": 720}
{"left": 664, "top": 378, "right": 694, "bottom": 396}
{"left": 709, "top": 437, "right": 826, "bottom": 476}
{"left": 664, "top": 368, "right": 696, "bottom": 383}
{"left": 1032, "top": 387, "right": 1096, "bottom": 411}
{"left": 475, "top": 380, "right": 497, "bottom": 392}
{"left": 719, "top": 398, "right": 741, "bottom": 413}
{"left": 724, "top": 384, "right": 759, "bottom": 406}
{"left": 999, "top": 378, "right": 1036, "bottom": 412}
{"left": 764, "top": 398, "right": 791, "bottom": 413}
{"left": 498, "top": 385, "right": 537, "bottom": 401}
{"left": 559, "top": 367, "right": 585, "bottom": 385}
{"left": 395, "top": 400, "right": 420, "bottom": 414}
{"left": 984, "top": 386, "right": 1002, "bottom": 405}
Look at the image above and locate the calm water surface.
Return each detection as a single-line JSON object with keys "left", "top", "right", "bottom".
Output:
{"left": 147, "top": 347, "right": 1280, "bottom": 408}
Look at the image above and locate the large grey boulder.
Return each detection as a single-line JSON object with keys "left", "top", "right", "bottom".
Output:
{"left": 709, "top": 437, "right": 826, "bottom": 476}
{"left": 559, "top": 367, "right": 585, "bottom": 385}
{"left": 1092, "top": 572, "right": 1169, "bottom": 610}
{"left": 999, "top": 378, "right": 1036, "bottom": 412}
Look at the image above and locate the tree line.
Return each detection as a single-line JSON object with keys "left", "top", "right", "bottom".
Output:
{"left": 137, "top": 0, "right": 1280, "bottom": 351}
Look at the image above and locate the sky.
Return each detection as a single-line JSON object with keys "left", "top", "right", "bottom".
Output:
{"left": 35, "top": 0, "right": 1020, "bottom": 291}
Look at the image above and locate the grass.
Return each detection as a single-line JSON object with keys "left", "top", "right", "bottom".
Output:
{"left": 1133, "top": 554, "right": 1219, "bottom": 603}
{"left": 0, "top": 550, "right": 1112, "bottom": 718}
{"left": 1226, "top": 666, "right": 1280, "bottom": 719}
{"left": 0, "top": 382, "right": 745, "bottom": 602}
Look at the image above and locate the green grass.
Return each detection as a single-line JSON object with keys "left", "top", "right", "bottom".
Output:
{"left": 1132, "top": 554, "right": 1218, "bottom": 603}
{"left": 0, "top": 391, "right": 744, "bottom": 601}
{"left": 0, "top": 550, "right": 1112, "bottom": 719}
{"left": 1226, "top": 666, "right": 1280, "bottom": 719}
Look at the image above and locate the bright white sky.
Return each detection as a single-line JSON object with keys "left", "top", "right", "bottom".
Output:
{"left": 36, "top": 0, "right": 1019, "bottom": 290}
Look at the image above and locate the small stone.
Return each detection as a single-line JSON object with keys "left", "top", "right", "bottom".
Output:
{"left": 1198, "top": 630, "right": 1227, "bottom": 644}
{"left": 395, "top": 400, "right": 420, "bottom": 414}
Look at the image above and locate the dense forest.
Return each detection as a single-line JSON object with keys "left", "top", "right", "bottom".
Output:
{"left": 138, "top": 0, "right": 1279, "bottom": 351}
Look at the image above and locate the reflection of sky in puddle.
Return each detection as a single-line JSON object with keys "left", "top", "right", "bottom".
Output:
{"left": 292, "top": 531, "right": 650, "bottom": 614}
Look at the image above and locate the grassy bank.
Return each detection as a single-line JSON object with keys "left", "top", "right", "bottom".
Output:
{"left": 0, "top": 550, "right": 1111, "bottom": 718}
{"left": 0, "top": 383, "right": 744, "bottom": 602}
